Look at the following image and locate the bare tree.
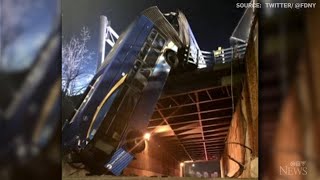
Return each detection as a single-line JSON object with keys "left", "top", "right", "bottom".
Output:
{"left": 62, "top": 27, "right": 94, "bottom": 96}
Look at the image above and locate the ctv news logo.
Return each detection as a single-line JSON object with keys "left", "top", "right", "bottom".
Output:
{"left": 280, "top": 161, "right": 308, "bottom": 176}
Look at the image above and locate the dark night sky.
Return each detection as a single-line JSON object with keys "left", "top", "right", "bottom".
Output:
{"left": 62, "top": 0, "right": 248, "bottom": 71}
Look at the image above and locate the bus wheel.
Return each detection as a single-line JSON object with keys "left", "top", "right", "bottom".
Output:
{"left": 164, "top": 49, "right": 179, "bottom": 69}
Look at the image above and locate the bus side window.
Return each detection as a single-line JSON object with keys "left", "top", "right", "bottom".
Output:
{"left": 152, "top": 34, "right": 165, "bottom": 51}
{"left": 137, "top": 29, "right": 167, "bottom": 75}
{"left": 139, "top": 43, "right": 150, "bottom": 60}
{"left": 147, "top": 29, "right": 157, "bottom": 44}
{"left": 139, "top": 29, "right": 164, "bottom": 62}
{"left": 144, "top": 49, "right": 159, "bottom": 67}
{"left": 144, "top": 32, "right": 166, "bottom": 67}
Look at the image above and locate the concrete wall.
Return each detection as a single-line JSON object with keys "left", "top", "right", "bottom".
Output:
{"left": 222, "top": 103, "right": 246, "bottom": 177}
{"left": 123, "top": 140, "right": 180, "bottom": 177}
{"left": 221, "top": 18, "right": 259, "bottom": 178}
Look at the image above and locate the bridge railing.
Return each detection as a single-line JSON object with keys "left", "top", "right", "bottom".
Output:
{"left": 213, "top": 43, "right": 247, "bottom": 64}
{"left": 201, "top": 43, "right": 247, "bottom": 66}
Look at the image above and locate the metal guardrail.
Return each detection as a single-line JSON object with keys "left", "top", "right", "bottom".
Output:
{"left": 213, "top": 44, "right": 247, "bottom": 64}
{"left": 200, "top": 43, "right": 248, "bottom": 66}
